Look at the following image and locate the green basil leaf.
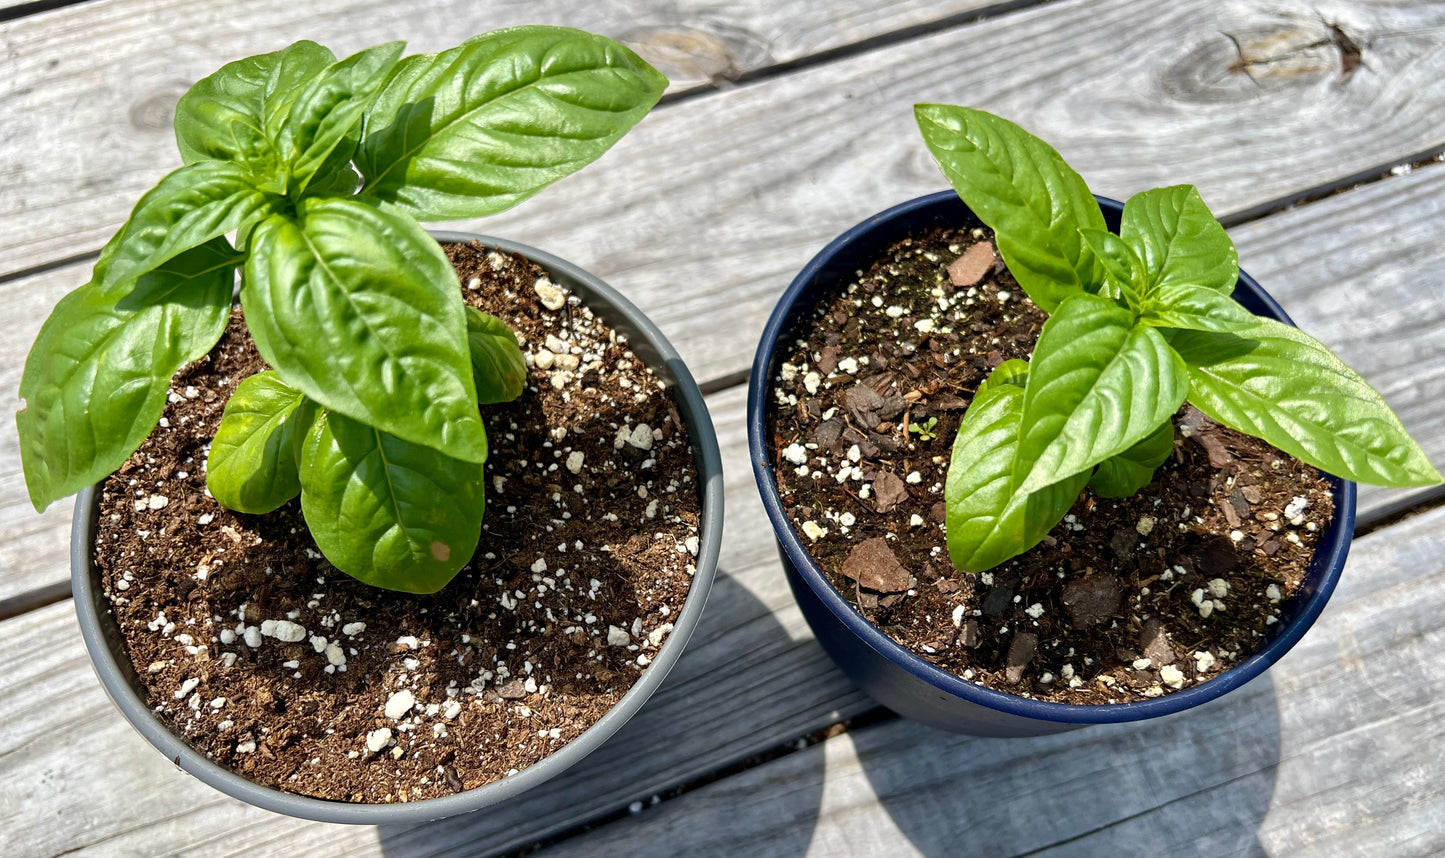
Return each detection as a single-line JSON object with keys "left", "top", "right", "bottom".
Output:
{"left": 974, "top": 358, "right": 1030, "bottom": 399}
{"left": 1078, "top": 227, "right": 1143, "bottom": 305}
{"left": 1140, "top": 283, "right": 1258, "bottom": 333}
{"left": 17, "top": 240, "right": 237, "bottom": 511}
{"left": 914, "top": 104, "right": 1105, "bottom": 312}
{"left": 1016, "top": 293, "right": 1190, "bottom": 492}
{"left": 270, "top": 41, "right": 404, "bottom": 193}
{"left": 241, "top": 197, "right": 486, "bottom": 463}
{"left": 299, "top": 409, "right": 483, "bottom": 593}
{"left": 946, "top": 378, "right": 1089, "bottom": 573}
{"left": 175, "top": 40, "right": 336, "bottom": 182}
{"left": 465, "top": 307, "right": 526, "bottom": 405}
{"left": 206, "top": 371, "right": 314, "bottom": 513}
{"left": 357, "top": 26, "right": 667, "bottom": 219}
{"left": 94, "top": 160, "right": 279, "bottom": 296}
{"left": 1174, "top": 318, "right": 1442, "bottom": 487}
{"left": 1121, "top": 185, "right": 1238, "bottom": 296}
{"left": 1088, "top": 418, "right": 1174, "bottom": 498}
{"left": 299, "top": 126, "right": 362, "bottom": 198}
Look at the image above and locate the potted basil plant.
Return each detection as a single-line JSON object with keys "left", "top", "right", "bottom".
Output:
{"left": 749, "top": 105, "right": 1439, "bottom": 736}
{"left": 19, "top": 27, "right": 722, "bottom": 822}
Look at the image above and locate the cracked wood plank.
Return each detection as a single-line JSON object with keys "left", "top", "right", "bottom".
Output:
{"left": 0, "top": 0, "right": 1021, "bottom": 273}
{"left": 2, "top": 0, "right": 1443, "bottom": 281}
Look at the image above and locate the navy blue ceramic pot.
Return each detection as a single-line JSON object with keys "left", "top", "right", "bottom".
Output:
{"left": 747, "top": 191, "right": 1357, "bottom": 736}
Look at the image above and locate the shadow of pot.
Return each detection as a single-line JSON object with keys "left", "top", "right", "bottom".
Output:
{"left": 71, "top": 231, "right": 724, "bottom": 822}
{"left": 747, "top": 191, "right": 1355, "bottom": 737}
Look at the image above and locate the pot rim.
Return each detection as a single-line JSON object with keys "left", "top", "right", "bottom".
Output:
{"left": 72, "top": 230, "right": 724, "bottom": 823}
{"left": 746, "top": 189, "right": 1357, "bottom": 726}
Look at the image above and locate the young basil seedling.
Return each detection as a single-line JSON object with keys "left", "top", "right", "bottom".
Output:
{"left": 914, "top": 104, "right": 1442, "bottom": 574}
{"left": 908, "top": 417, "right": 939, "bottom": 442}
{"left": 16, "top": 27, "right": 668, "bottom": 593}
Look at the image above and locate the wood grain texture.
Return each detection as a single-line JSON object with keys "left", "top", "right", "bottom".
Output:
{"left": 7, "top": 0, "right": 1445, "bottom": 354}
{"left": 0, "top": 0, "right": 1017, "bottom": 272}
{"left": 1229, "top": 162, "right": 1445, "bottom": 518}
{"left": 0, "top": 265, "right": 78, "bottom": 608}
{"left": 6, "top": 160, "right": 1445, "bottom": 606}
{"left": 466, "top": 0, "right": 1445, "bottom": 387}
{"left": 0, "top": 385, "right": 877, "bottom": 858}
{"left": 2, "top": 0, "right": 1444, "bottom": 851}
{"left": 523, "top": 505, "right": 1445, "bottom": 858}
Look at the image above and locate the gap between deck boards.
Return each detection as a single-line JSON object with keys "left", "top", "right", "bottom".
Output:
{"left": 501, "top": 707, "right": 900, "bottom": 858}
{"left": 5, "top": 149, "right": 1445, "bottom": 623}
{"left": 658, "top": 0, "right": 1060, "bottom": 103}
{"left": 1, "top": 0, "right": 1441, "bottom": 287}
{"left": 0, "top": 0, "right": 1057, "bottom": 286}
{"left": 0, "top": 0, "right": 93, "bottom": 24}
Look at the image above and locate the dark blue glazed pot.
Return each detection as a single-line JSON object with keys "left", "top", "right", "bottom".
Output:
{"left": 747, "top": 191, "right": 1357, "bottom": 736}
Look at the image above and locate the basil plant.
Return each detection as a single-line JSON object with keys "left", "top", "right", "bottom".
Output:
{"left": 915, "top": 105, "right": 1442, "bottom": 574}
{"left": 17, "top": 28, "right": 667, "bottom": 593}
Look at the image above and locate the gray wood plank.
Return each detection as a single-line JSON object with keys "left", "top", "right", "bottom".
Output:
{"left": 0, "top": 0, "right": 1017, "bottom": 273}
{"left": 8, "top": 159, "right": 1445, "bottom": 607}
{"left": 5, "top": 379, "right": 1445, "bottom": 857}
{"left": 526, "top": 504, "right": 1445, "bottom": 858}
{"left": 467, "top": 0, "right": 1445, "bottom": 388}
{"left": 0, "top": 384, "right": 877, "bottom": 858}
{"left": 0, "top": 266, "right": 76, "bottom": 612}
{"left": 1227, "top": 163, "right": 1445, "bottom": 519}
{"left": 7, "top": 0, "right": 1445, "bottom": 343}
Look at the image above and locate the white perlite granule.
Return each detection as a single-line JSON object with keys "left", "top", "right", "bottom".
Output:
{"left": 384, "top": 690, "right": 417, "bottom": 719}
{"left": 262, "top": 619, "right": 306, "bottom": 642}
{"left": 534, "top": 279, "right": 567, "bottom": 310}
{"left": 366, "top": 727, "right": 393, "bottom": 753}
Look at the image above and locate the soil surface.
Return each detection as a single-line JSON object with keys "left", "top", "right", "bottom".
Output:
{"left": 767, "top": 226, "right": 1335, "bottom": 704}
{"left": 95, "top": 243, "right": 700, "bottom": 802}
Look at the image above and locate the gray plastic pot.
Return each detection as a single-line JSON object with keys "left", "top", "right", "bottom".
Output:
{"left": 71, "top": 231, "right": 723, "bottom": 823}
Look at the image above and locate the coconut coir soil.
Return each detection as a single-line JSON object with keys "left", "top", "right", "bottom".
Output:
{"left": 767, "top": 226, "right": 1334, "bottom": 704}
{"left": 95, "top": 243, "right": 700, "bottom": 802}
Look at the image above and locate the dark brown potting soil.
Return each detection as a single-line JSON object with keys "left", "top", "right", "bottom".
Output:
{"left": 95, "top": 243, "right": 700, "bottom": 802}
{"left": 766, "top": 226, "right": 1334, "bottom": 704}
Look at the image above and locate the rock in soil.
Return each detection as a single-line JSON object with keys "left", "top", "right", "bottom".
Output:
{"left": 841, "top": 537, "right": 912, "bottom": 593}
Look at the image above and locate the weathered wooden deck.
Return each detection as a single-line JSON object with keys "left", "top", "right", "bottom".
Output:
{"left": 3, "top": 1, "right": 1445, "bottom": 855}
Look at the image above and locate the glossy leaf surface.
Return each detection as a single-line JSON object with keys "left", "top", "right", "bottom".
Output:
{"left": 1088, "top": 418, "right": 1174, "bottom": 498}
{"left": 174, "top": 40, "right": 335, "bottom": 175}
{"left": 945, "top": 374, "right": 1089, "bottom": 573}
{"left": 1175, "top": 319, "right": 1442, "bottom": 487}
{"left": 1140, "top": 283, "right": 1259, "bottom": 333}
{"left": 241, "top": 197, "right": 486, "bottom": 463}
{"left": 94, "top": 160, "right": 278, "bottom": 296}
{"left": 1121, "top": 185, "right": 1238, "bottom": 296}
{"left": 915, "top": 104, "right": 1104, "bottom": 312}
{"left": 270, "top": 42, "right": 403, "bottom": 192}
{"left": 1016, "top": 293, "right": 1189, "bottom": 492}
{"left": 1078, "top": 227, "right": 1142, "bottom": 305}
{"left": 17, "top": 240, "right": 236, "bottom": 510}
{"left": 357, "top": 26, "right": 667, "bottom": 219}
{"left": 206, "top": 371, "right": 313, "bottom": 513}
{"left": 300, "top": 409, "right": 483, "bottom": 593}
{"left": 465, "top": 307, "right": 527, "bottom": 405}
